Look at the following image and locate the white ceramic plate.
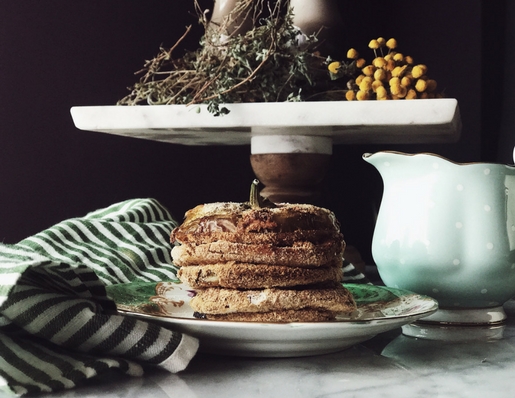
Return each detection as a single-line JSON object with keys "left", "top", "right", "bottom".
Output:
{"left": 107, "top": 282, "right": 438, "bottom": 357}
{"left": 70, "top": 99, "right": 461, "bottom": 145}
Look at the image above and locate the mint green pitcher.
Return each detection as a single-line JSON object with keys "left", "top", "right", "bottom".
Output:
{"left": 364, "top": 151, "right": 515, "bottom": 324}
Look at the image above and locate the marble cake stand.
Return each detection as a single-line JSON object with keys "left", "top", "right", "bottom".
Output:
{"left": 71, "top": 99, "right": 460, "bottom": 145}
{"left": 71, "top": 99, "right": 461, "bottom": 202}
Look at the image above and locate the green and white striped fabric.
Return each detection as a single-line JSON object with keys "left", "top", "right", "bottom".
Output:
{"left": 0, "top": 199, "right": 199, "bottom": 396}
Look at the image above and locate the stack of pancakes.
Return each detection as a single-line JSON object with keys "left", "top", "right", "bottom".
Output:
{"left": 170, "top": 201, "right": 356, "bottom": 322}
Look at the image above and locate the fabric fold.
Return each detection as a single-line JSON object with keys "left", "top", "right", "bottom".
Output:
{"left": 0, "top": 199, "right": 199, "bottom": 396}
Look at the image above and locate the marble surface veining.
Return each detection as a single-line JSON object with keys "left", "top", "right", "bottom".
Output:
{"left": 46, "top": 300, "right": 515, "bottom": 398}
{"left": 70, "top": 99, "right": 461, "bottom": 146}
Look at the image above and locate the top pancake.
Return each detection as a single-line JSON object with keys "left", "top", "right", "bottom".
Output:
{"left": 170, "top": 202, "right": 343, "bottom": 246}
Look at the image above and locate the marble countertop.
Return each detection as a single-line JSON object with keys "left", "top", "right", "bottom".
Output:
{"left": 49, "top": 300, "right": 515, "bottom": 398}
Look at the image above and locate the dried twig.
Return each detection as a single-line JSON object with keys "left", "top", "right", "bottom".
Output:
{"left": 117, "top": 0, "right": 342, "bottom": 114}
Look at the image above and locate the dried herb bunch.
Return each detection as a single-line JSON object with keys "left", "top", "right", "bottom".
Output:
{"left": 118, "top": 0, "right": 334, "bottom": 115}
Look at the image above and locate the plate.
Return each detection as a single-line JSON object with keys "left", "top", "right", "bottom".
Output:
{"left": 70, "top": 99, "right": 461, "bottom": 145}
{"left": 107, "top": 282, "right": 438, "bottom": 357}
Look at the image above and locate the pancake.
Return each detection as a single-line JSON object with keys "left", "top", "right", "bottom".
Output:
{"left": 189, "top": 283, "right": 355, "bottom": 316}
{"left": 194, "top": 309, "right": 337, "bottom": 322}
{"left": 171, "top": 202, "right": 341, "bottom": 236}
{"left": 171, "top": 239, "right": 344, "bottom": 267}
{"left": 171, "top": 229, "right": 341, "bottom": 246}
{"left": 177, "top": 260, "right": 343, "bottom": 289}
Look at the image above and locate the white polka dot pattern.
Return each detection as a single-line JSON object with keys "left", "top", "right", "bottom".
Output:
{"left": 366, "top": 151, "right": 515, "bottom": 311}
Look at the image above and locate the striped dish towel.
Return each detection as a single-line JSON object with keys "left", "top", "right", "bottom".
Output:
{"left": 342, "top": 259, "right": 369, "bottom": 283}
{"left": 0, "top": 199, "right": 199, "bottom": 396}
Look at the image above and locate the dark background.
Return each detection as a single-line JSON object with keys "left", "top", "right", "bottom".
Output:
{"left": 0, "top": 1, "right": 505, "bottom": 265}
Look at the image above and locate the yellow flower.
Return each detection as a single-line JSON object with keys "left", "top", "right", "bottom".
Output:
{"left": 368, "top": 39, "right": 380, "bottom": 49}
{"left": 406, "top": 89, "right": 418, "bottom": 99}
{"left": 356, "top": 58, "right": 366, "bottom": 68}
{"left": 377, "top": 37, "right": 386, "bottom": 47}
{"left": 405, "top": 55, "right": 414, "bottom": 65}
{"left": 373, "top": 57, "right": 387, "bottom": 68}
{"left": 401, "top": 76, "right": 412, "bottom": 87}
{"left": 426, "top": 79, "right": 437, "bottom": 92}
{"left": 393, "top": 53, "right": 404, "bottom": 62}
{"left": 386, "top": 38, "right": 398, "bottom": 49}
{"left": 376, "top": 86, "right": 388, "bottom": 99}
{"left": 356, "top": 90, "right": 370, "bottom": 100}
{"left": 372, "top": 80, "right": 384, "bottom": 92}
{"left": 345, "top": 90, "right": 356, "bottom": 101}
{"left": 359, "top": 76, "right": 373, "bottom": 91}
{"left": 374, "top": 69, "right": 387, "bottom": 81}
{"left": 389, "top": 77, "right": 401, "bottom": 86}
{"left": 390, "top": 84, "right": 407, "bottom": 97}
{"left": 355, "top": 74, "right": 365, "bottom": 85}
{"left": 385, "top": 59, "right": 396, "bottom": 71}
{"left": 347, "top": 48, "right": 359, "bottom": 59}
{"left": 415, "top": 79, "right": 428, "bottom": 92}
{"left": 328, "top": 61, "right": 341, "bottom": 74}
{"left": 392, "top": 65, "right": 407, "bottom": 77}
{"left": 362, "top": 65, "right": 376, "bottom": 76}
{"left": 390, "top": 83, "right": 401, "bottom": 95}
{"left": 412, "top": 64, "right": 428, "bottom": 78}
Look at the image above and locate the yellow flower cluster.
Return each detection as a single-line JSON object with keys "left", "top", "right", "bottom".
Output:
{"left": 328, "top": 37, "right": 442, "bottom": 101}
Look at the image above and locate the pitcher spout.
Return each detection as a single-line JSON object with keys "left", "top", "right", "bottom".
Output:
{"left": 362, "top": 152, "right": 377, "bottom": 165}
{"left": 362, "top": 151, "right": 406, "bottom": 171}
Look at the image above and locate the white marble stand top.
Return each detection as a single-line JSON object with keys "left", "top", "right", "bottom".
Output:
{"left": 49, "top": 299, "right": 515, "bottom": 398}
{"left": 70, "top": 99, "right": 461, "bottom": 146}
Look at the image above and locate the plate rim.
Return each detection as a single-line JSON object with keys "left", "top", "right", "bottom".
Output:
{"left": 114, "top": 283, "right": 439, "bottom": 327}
